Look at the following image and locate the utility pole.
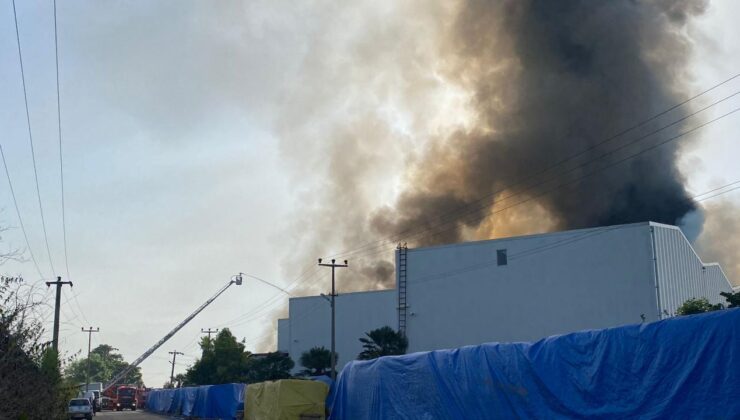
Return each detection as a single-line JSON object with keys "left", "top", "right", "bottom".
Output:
{"left": 201, "top": 328, "right": 218, "bottom": 340}
{"left": 168, "top": 350, "right": 184, "bottom": 385}
{"left": 318, "top": 258, "right": 348, "bottom": 381}
{"left": 81, "top": 327, "right": 99, "bottom": 393}
{"left": 45, "top": 276, "right": 73, "bottom": 353}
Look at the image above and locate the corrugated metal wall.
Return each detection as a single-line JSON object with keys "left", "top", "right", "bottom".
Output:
{"left": 652, "top": 224, "right": 733, "bottom": 316}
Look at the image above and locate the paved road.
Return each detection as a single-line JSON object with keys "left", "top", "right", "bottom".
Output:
{"left": 93, "top": 411, "right": 172, "bottom": 419}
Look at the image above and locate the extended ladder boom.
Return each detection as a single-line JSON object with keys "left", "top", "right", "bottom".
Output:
{"left": 104, "top": 275, "right": 242, "bottom": 392}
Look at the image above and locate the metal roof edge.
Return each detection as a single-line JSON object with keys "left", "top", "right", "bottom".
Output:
{"left": 408, "top": 221, "right": 654, "bottom": 253}
{"left": 289, "top": 288, "right": 395, "bottom": 302}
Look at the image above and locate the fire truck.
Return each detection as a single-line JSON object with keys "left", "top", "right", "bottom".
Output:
{"left": 100, "top": 385, "right": 148, "bottom": 411}
{"left": 115, "top": 385, "right": 138, "bottom": 411}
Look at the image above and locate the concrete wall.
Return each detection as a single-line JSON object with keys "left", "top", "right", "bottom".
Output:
{"left": 652, "top": 223, "right": 734, "bottom": 316}
{"left": 285, "top": 290, "right": 396, "bottom": 372}
{"left": 402, "top": 223, "right": 660, "bottom": 352}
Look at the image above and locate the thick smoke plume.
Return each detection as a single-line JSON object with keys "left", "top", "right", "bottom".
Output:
{"left": 372, "top": 0, "right": 707, "bottom": 247}
{"left": 278, "top": 0, "right": 712, "bottom": 296}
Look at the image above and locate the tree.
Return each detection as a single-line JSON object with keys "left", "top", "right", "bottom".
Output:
{"left": 720, "top": 291, "right": 740, "bottom": 308}
{"left": 1, "top": 274, "right": 77, "bottom": 419}
{"left": 357, "top": 326, "right": 408, "bottom": 360}
{"left": 246, "top": 352, "right": 294, "bottom": 383}
{"left": 174, "top": 373, "right": 188, "bottom": 388}
{"left": 299, "top": 346, "right": 335, "bottom": 376}
{"left": 185, "top": 329, "right": 251, "bottom": 385}
{"left": 676, "top": 297, "right": 724, "bottom": 315}
{"left": 64, "top": 344, "right": 143, "bottom": 386}
{"left": 184, "top": 329, "right": 295, "bottom": 385}
{"left": 163, "top": 374, "right": 187, "bottom": 389}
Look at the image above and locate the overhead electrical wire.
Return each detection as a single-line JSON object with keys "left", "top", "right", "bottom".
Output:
{"left": 692, "top": 179, "right": 740, "bottom": 199}
{"left": 269, "top": 96, "right": 740, "bottom": 290}
{"left": 695, "top": 184, "right": 740, "bottom": 202}
{"left": 51, "top": 0, "right": 90, "bottom": 329}
{"left": 11, "top": 0, "right": 57, "bottom": 277}
{"left": 322, "top": 73, "right": 740, "bottom": 261}
{"left": 344, "top": 112, "right": 740, "bottom": 265}
{"left": 216, "top": 77, "right": 740, "bottom": 356}
{"left": 225, "top": 99, "right": 740, "bottom": 333}
{"left": 9, "top": 0, "right": 91, "bottom": 336}
{"left": 405, "top": 179, "right": 740, "bottom": 287}
{"left": 52, "top": 0, "right": 72, "bottom": 287}
{"left": 218, "top": 80, "right": 740, "bottom": 353}
{"left": 312, "top": 104, "right": 740, "bottom": 266}
{"left": 0, "top": 144, "right": 46, "bottom": 281}
{"left": 329, "top": 92, "right": 740, "bottom": 262}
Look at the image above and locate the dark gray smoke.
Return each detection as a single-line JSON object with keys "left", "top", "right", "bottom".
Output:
{"left": 371, "top": 0, "right": 707, "bottom": 247}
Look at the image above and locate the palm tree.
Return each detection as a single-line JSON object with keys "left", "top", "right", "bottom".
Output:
{"left": 357, "top": 326, "right": 408, "bottom": 360}
{"left": 299, "top": 347, "right": 336, "bottom": 376}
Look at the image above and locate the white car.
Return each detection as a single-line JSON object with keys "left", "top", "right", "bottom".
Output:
{"left": 68, "top": 398, "right": 93, "bottom": 420}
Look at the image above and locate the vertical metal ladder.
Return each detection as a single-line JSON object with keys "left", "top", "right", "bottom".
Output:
{"left": 397, "top": 243, "right": 408, "bottom": 334}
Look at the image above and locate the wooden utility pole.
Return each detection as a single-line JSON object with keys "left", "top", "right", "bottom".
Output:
{"left": 45, "top": 276, "right": 72, "bottom": 352}
{"left": 81, "top": 327, "right": 99, "bottom": 393}
{"left": 169, "top": 350, "right": 184, "bottom": 385}
{"left": 201, "top": 328, "right": 219, "bottom": 340}
{"left": 318, "top": 258, "right": 348, "bottom": 381}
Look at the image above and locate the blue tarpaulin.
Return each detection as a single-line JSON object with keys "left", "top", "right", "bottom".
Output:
{"left": 146, "top": 383, "right": 245, "bottom": 419}
{"left": 328, "top": 309, "right": 740, "bottom": 419}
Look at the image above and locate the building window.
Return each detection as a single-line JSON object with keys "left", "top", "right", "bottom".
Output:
{"left": 497, "top": 249, "right": 507, "bottom": 266}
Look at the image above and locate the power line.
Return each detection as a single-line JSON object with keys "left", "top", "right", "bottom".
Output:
{"left": 406, "top": 180, "right": 740, "bottom": 287}
{"left": 302, "top": 131, "right": 740, "bottom": 291}
{"left": 11, "top": 0, "right": 56, "bottom": 276}
{"left": 337, "top": 99, "right": 740, "bottom": 260}
{"left": 324, "top": 75, "right": 740, "bottom": 261}
{"left": 695, "top": 184, "right": 740, "bottom": 203}
{"left": 226, "top": 79, "right": 740, "bottom": 352}
{"left": 0, "top": 144, "right": 46, "bottom": 281}
{"left": 260, "top": 98, "right": 740, "bottom": 316}
{"left": 692, "top": 180, "right": 740, "bottom": 199}
{"left": 53, "top": 0, "right": 72, "bottom": 288}
{"left": 63, "top": 287, "right": 90, "bottom": 327}
{"left": 193, "top": 78, "right": 740, "bottom": 342}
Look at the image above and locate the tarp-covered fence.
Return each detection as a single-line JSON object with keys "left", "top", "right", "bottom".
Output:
{"left": 329, "top": 309, "right": 740, "bottom": 419}
{"left": 146, "top": 383, "right": 245, "bottom": 419}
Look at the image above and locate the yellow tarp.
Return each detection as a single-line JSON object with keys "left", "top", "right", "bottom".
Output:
{"left": 245, "top": 379, "right": 328, "bottom": 420}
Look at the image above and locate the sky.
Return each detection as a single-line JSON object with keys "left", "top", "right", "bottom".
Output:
{"left": 1, "top": 0, "right": 739, "bottom": 387}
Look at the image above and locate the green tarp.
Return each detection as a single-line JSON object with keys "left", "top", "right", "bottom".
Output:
{"left": 245, "top": 379, "right": 328, "bottom": 420}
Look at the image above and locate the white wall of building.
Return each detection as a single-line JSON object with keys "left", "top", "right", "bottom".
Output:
{"left": 276, "top": 222, "right": 733, "bottom": 371}
{"left": 281, "top": 290, "right": 396, "bottom": 373}
{"left": 277, "top": 318, "right": 289, "bottom": 353}
{"left": 400, "top": 222, "right": 733, "bottom": 353}
{"left": 651, "top": 223, "right": 734, "bottom": 315}
{"left": 401, "top": 223, "right": 661, "bottom": 353}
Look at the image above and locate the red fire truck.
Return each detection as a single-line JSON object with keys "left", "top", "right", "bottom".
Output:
{"left": 115, "top": 385, "right": 138, "bottom": 411}
{"left": 101, "top": 385, "right": 139, "bottom": 411}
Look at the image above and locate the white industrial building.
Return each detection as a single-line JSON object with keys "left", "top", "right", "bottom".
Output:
{"left": 277, "top": 290, "right": 396, "bottom": 374}
{"left": 277, "top": 222, "right": 734, "bottom": 371}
